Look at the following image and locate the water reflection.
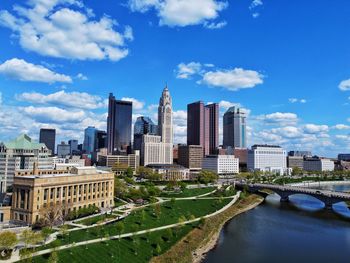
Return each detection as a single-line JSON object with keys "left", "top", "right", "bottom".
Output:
{"left": 203, "top": 184, "right": 350, "bottom": 263}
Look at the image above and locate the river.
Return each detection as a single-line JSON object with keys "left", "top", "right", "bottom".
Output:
{"left": 203, "top": 184, "right": 350, "bottom": 263}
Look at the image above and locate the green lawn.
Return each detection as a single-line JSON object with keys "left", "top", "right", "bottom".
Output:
{"left": 208, "top": 187, "right": 237, "bottom": 197}
{"left": 75, "top": 214, "right": 117, "bottom": 226}
{"left": 27, "top": 224, "right": 196, "bottom": 263}
{"left": 35, "top": 198, "right": 231, "bottom": 251}
{"left": 160, "top": 187, "right": 216, "bottom": 198}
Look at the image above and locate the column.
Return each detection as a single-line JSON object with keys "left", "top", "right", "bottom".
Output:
{"left": 24, "top": 190, "right": 28, "bottom": 210}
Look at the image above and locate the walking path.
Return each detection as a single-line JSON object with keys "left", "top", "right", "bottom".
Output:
{"left": 11, "top": 191, "right": 241, "bottom": 263}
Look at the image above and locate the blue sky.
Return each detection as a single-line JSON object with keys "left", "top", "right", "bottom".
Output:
{"left": 0, "top": 0, "right": 350, "bottom": 157}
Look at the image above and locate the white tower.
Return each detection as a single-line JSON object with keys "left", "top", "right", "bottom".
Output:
{"left": 158, "top": 85, "right": 173, "bottom": 144}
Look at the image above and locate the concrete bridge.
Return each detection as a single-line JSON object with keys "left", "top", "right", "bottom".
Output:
{"left": 235, "top": 182, "right": 350, "bottom": 210}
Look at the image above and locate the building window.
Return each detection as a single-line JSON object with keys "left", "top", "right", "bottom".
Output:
{"left": 44, "top": 188, "right": 48, "bottom": 201}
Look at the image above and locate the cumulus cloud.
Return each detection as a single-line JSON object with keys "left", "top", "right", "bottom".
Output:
{"left": 176, "top": 62, "right": 202, "bottom": 79}
{"left": 0, "top": 58, "right": 72, "bottom": 83}
{"left": 128, "top": 0, "right": 228, "bottom": 27}
{"left": 176, "top": 62, "right": 264, "bottom": 91}
{"left": 339, "top": 79, "right": 350, "bottom": 91}
{"left": 22, "top": 106, "right": 86, "bottom": 123}
{"left": 303, "top": 124, "right": 329, "bottom": 134}
{"left": 257, "top": 112, "right": 298, "bottom": 124}
{"left": 121, "top": 97, "right": 145, "bottom": 110}
{"left": 0, "top": 0, "right": 132, "bottom": 61}
{"left": 17, "top": 90, "right": 106, "bottom": 110}
{"left": 332, "top": 124, "right": 350, "bottom": 130}
{"left": 249, "top": 0, "right": 263, "bottom": 18}
{"left": 76, "top": 73, "right": 88, "bottom": 80}
{"left": 201, "top": 68, "right": 264, "bottom": 91}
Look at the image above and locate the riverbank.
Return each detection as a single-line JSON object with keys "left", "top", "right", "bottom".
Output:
{"left": 150, "top": 194, "right": 264, "bottom": 263}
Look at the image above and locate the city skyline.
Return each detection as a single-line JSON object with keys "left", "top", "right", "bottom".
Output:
{"left": 0, "top": 0, "right": 350, "bottom": 157}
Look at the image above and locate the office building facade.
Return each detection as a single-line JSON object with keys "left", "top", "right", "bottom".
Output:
{"left": 107, "top": 93, "right": 132, "bottom": 154}
{"left": 223, "top": 107, "right": 247, "bottom": 149}
{"left": 83, "top": 126, "right": 97, "bottom": 154}
{"left": 187, "top": 101, "right": 218, "bottom": 156}
{"left": 0, "top": 135, "right": 52, "bottom": 193}
{"left": 247, "top": 145, "right": 288, "bottom": 175}
{"left": 57, "top": 142, "right": 71, "bottom": 157}
{"left": 303, "top": 157, "right": 334, "bottom": 172}
{"left": 178, "top": 145, "right": 203, "bottom": 170}
{"left": 202, "top": 155, "right": 239, "bottom": 175}
{"left": 39, "top": 128, "right": 56, "bottom": 155}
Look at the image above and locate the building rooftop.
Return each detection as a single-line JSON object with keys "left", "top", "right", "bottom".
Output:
{"left": 2, "top": 134, "right": 47, "bottom": 150}
{"left": 251, "top": 144, "right": 282, "bottom": 149}
{"left": 147, "top": 164, "right": 187, "bottom": 170}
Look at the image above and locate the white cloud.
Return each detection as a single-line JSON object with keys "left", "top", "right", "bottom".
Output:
{"left": 176, "top": 62, "right": 202, "bottom": 79}
{"left": 257, "top": 112, "right": 298, "bottom": 124}
{"left": 76, "top": 73, "right": 88, "bottom": 80}
{"left": 0, "top": 58, "right": 72, "bottom": 83}
{"left": 0, "top": 1, "right": 132, "bottom": 61}
{"left": 128, "top": 0, "right": 228, "bottom": 27}
{"left": 17, "top": 90, "right": 106, "bottom": 110}
{"left": 289, "top": 98, "right": 307, "bottom": 104}
{"left": 204, "top": 20, "right": 227, "bottom": 29}
{"left": 0, "top": 92, "right": 2, "bottom": 105}
{"left": 250, "top": 0, "right": 263, "bottom": 9}
{"left": 23, "top": 106, "right": 86, "bottom": 123}
{"left": 332, "top": 124, "right": 350, "bottom": 130}
{"left": 201, "top": 68, "right": 264, "bottom": 91}
{"left": 121, "top": 97, "right": 145, "bottom": 110}
{"left": 339, "top": 79, "right": 350, "bottom": 91}
{"left": 303, "top": 124, "right": 329, "bottom": 134}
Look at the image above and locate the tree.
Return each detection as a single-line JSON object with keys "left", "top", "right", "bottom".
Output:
{"left": 21, "top": 229, "right": 43, "bottom": 248}
{"left": 154, "top": 203, "right": 162, "bottom": 218}
{"left": 126, "top": 167, "right": 134, "bottom": 177}
{"left": 59, "top": 224, "right": 69, "bottom": 240}
{"left": 292, "top": 167, "right": 302, "bottom": 176}
{"left": 197, "top": 170, "right": 218, "bottom": 184}
{"left": 41, "top": 227, "right": 52, "bottom": 242}
{"left": 114, "top": 178, "right": 128, "bottom": 199}
{"left": 39, "top": 202, "right": 64, "bottom": 227}
{"left": 48, "top": 250, "right": 58, "bottom": 263}
{"left": 0, "top": 231, "right": 17, "bottom": 251}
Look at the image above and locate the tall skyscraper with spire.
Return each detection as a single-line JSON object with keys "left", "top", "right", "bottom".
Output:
{"left": 140, "top": 86, "right": 173, "bottom": 166}
{"left": 158, "top": 85, "right": 173, "bottom": 144}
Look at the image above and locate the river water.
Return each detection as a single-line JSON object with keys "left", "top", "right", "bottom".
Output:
{"left": 203, "top": 184, "right": 350, "bottom": 263}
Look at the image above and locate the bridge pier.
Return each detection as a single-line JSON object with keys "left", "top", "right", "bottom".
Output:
{"left": 280, "top": 196, "right": 289, "bottom": 203}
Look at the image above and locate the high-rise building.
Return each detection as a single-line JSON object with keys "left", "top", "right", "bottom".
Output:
{"left": 68, "top": 139, "right": 78, "bottom": 155}
{"left": 83, "top": 126, "right": 97, "bottom": 154}
{"left": 206, "top": 103, "right": 219, "bottom": 154}
{"left": 39, "top": 128, "right": 56, "bottom": 155}
{"left": 187, "top": 101, "right": 208, "bottom": 155}
{"left": 107, "top": 93, "right": 132, "bottom": 154}
{"left": 141, "top": 86, "right": 173, "bottom": 166}
{"left": 187, "top": 101, "right": 218, "bottom": 155}
{"left": 223, "top": 107, "right": 247, "bottom": 149}
{"left": 96, "top": 130, "right": 107, "bottom": 150}
{"left": 134, "top": 116, "right": 158, "bottom": 135}
{"left": 0, "top": 134, "right": 52, "bottom": 193}
{"left": 57, "top": 141, "right": 71, "bottom": 157}
{"left": 134, "top": 116, "right": 158, "bottom": 152}
{"left": 158, "top": 86, "right": 173, "bottom": 144}
{"left": 178, "top": 145, "right": 203, "bottom": 171}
